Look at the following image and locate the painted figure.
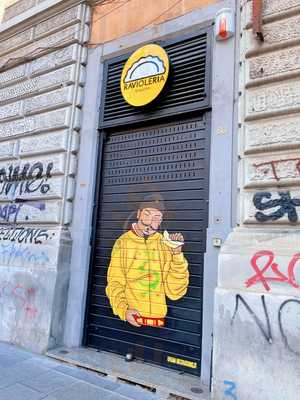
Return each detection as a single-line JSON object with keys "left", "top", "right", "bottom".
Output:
{"left": 106, "top": 198, "right": 189, "bottom": 327}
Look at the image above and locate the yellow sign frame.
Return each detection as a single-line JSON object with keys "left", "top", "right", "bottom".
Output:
{"left": 120, "top": 44, "right": 170, "bottom": 107}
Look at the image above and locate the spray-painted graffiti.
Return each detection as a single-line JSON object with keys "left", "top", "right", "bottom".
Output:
{"left": 279, "top": 299, "right": 300, "bottom": 357}
{"left": 231, "top": 295, "right": 272, "bottom": 343}
{"left": 231, "top": 295, "right": 300, "bottom": 356}
{"left": 253, "top": 192, "right": 300, "bottom": 223}
{"left": 252, "top": 158, "right": 300, "bottom": 181}
{"left": 0, "top": 226, "right": 51, "bottom": 244}
{"left": 224, "top": 380, "right": 238, "bottom": 400}
{"left": 0, "top": 203, "right": 22, "bottom": 223}
{"left": 245, "top": 250, "right": 300, "bottom": 292}
{"left": 0, "top": 242, "right": 49, "bottom": 267}
{"left": 0, "top": 281, "right": 38, "bottom": 318}
{"left": 0, "top": 201, "right": 46, "bottom": 223}
{"left": 0, "top": 162, "right": 53, "bottom": 197}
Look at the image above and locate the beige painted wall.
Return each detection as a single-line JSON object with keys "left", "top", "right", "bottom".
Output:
{"left": 91, "top": 0, "right": 218, "bottom": 44}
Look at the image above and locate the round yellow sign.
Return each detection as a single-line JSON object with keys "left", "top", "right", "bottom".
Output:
{"left": 120, "top": 44, "right": 169, "bottom": 107}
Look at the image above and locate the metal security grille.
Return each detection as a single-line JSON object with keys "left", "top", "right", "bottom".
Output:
{"left": 85, "top": 115, "right": 210, "bottom": 376}
{"left": 100, "top": 29, "right": 211, "bottom": 128}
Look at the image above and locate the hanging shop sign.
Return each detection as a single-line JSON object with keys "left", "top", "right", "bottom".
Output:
{"left": 120, "top": 44, "right": 170, "bottom": 107}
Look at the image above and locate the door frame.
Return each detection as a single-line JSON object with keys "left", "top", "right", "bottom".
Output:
{"left": 63, "top": 0, "right": 238, "bottom": 387}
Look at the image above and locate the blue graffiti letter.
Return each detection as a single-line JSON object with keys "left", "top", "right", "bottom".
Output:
{"left": 224, "top": 380, "right": 237, "bottom": 400}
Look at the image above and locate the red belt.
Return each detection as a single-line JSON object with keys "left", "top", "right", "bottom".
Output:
{"left": 134, "top": 315, "right": 165, "bottom": 327}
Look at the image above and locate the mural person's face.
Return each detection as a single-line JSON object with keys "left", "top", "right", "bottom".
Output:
{"left": 137, "top": 208, "right": 163, "bottom": 236}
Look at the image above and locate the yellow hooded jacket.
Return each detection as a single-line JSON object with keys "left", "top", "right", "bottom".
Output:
{"left": 106, "top": 230, "right": 189, "bottom": 321}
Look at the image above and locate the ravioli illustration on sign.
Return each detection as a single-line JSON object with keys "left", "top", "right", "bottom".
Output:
{"left": 120, "top": 44, "right": 170, "bottom": 107}
{"left": 106, "top": 196, "right": 189, "bottom": 328}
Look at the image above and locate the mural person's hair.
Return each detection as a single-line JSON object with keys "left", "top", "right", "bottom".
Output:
{"left": 138, "top": 193, "right": 165, "bottom": 213}
{"left": 122, "top": 193, "right": 166, "bottom": 232}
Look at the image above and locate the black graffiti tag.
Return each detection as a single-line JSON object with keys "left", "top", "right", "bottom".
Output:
{"left": 253, "top": 192, "right": 300, "bottom": 223}
{"left": 231, "top": 295, "right": 272, "bottom": 343}
{"left": 0, "top": 162, "right": 53, "bottom": 196}
{"left": 231, "top": 295, "right": 300, "bottom": 356}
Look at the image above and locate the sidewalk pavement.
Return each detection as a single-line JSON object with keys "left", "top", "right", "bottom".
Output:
{"left": 0, "top": 342, "right": 158, "bottom": 400}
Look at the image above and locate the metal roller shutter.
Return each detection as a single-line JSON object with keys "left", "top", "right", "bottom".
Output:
{"left": 85, "top": 115, "right": 210, "bottom": 376}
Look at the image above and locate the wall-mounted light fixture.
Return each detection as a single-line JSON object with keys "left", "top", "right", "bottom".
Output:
{"left": 215, "top": 8, "right": 235, "bottom": 41}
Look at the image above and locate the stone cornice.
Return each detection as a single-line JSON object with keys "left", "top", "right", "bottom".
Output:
{"left": 0, "top": 0, "right": 89, "bottom": 40}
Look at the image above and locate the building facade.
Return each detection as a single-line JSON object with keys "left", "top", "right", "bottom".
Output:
{"left": 0, "top": 0, "right": 298, "bottom": 399}
{"left": 213, "top": 1, "right": 300, "bottom": 399}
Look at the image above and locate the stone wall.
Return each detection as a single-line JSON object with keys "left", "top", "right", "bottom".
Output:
{"left": 0, "top": 2, "right": 90, "bottom": 352}
{"left": 212, "top": 0, "right": 300, "bottom": 399}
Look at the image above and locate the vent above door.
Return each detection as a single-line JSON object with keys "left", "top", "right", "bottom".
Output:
{"left": 100, "top": 28, "right": 212, "bottom": 128}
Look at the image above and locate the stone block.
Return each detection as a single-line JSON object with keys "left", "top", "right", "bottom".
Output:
{"left": 30, "top": 44, "right": 80, "bottom": 76}
{"left": 213, "top": 287, "right": 300, "bottom": 400}
{"left": 0, "top": 153, "right": 67, "bottom": 179}
{"left": 0, "top": 101, "right": 22, "bottom": 121}
{"left": 19, "top": 131, "right": 69, "bottom": 156}
{"left": 217, "top": 230, "right": 300, "bottom": 296}
{"left": 0, "top": 271, "right": 53, "bottom": 351}
{"left": 0, "top": 65, "right": 76, "bottom": 104}
{"left": 0, "top": 175, "right": 65, "bottom": 201}
{"left": 0, "top": 226, "right": 72, "bottom": 352}
{"left": 244, "top": 13, "right": 300, "bottom": 55}
{"left": 246, "top": 79, "right": 300, "bottom": 120}
{"left": 244, "top": 152, "right": 300, "bottom": 187}
{"left": 247, "top": 46, "right": 300, "bottom": 84}
{"left": 24, "top": 86, "right": 75, "bottom": 115}
{"left": 2, "top": 0, "right": 36, "bottom": 22}
{"left": 0, "top": 28, "right": 33, "bottom": 57}
{"left": 0, "top": 200, "right": 62, "bottom": 224}
{"left": 244, "top": 0, "right": 300, "bottom": 28}
{"left": 0, "top": 108, "right": 72, "bottom": 139}
{"left": 0, "top": 24, "right": 82, "bottom": 70}
{"left": 243, "top": 190, "right": 300, "bottom": 225}
{"left": 34, "top": 5, "right": 83, "bottom": 39}
{"left": 66, "top": 177, "right": 75, "bottom": 200}
{"left": 0, "top": 142, "right": 17, "bottom": 161}
{"left": 244, "top": 115, "right": 300, "bottom": 153}
{"left": 0, "top": 65, "right": 27, "bottom": 89}
{"left": 0, "top": 226, "right": 60, "bottom": 269}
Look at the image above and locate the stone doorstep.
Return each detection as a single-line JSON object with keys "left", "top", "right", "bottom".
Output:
{"left": 46, "top": 347, "right": 210, "bottom": 400}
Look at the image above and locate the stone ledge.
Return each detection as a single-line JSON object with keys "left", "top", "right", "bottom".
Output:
{"left": 47, "top": 347, "right": 210, "bottom": 400}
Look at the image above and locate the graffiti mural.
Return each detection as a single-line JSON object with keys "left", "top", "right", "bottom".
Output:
{"left": 0, "top": 201, "right": 46, "bottom": 223}
{"left": 0, "top": 281, "right": 38, "bottom": 318}
{"left": 231, "top": 294, "right": 300, "bottom": 356}
{"left": 0, "top": 226, "right": 51, "bottom": 244}
{"left": 252, "top": 158, "right": 300, "bottom": 181}
{"left": 0, "top": 161, "right": 53, "bottom": 197}
{"left": 253, "top": 191, "right": 300, "bottom": 223}
{"left": 245, "top": 250, "right": 300, "bottom": 292}
{"left": 106, "top": 198, "right": 189, "bottom": 328}
{"left": 224, "top": 380, "right": 238, "bottom": 400}
{"left": 0, "top": 242, "right": 49, "bottom": 267}
{"left": 0, "top": 203, "right": 22, "bottom": 223}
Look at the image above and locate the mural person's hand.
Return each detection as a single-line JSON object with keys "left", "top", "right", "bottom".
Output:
{"left": 169, "top": 233, "right": 184, "bottom": 254}
{"left": 126, "top": 309, "right": 142, "bottom": 327}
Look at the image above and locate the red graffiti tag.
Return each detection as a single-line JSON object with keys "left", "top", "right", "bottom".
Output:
{"left": 253, "top": 158, "right": 300, "bottom": 181}
{"left": 0, "top": 282, "right": 38, "bottom": 317}
{"left": 245, "top": 251, "right": 300, "bottom": 291}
